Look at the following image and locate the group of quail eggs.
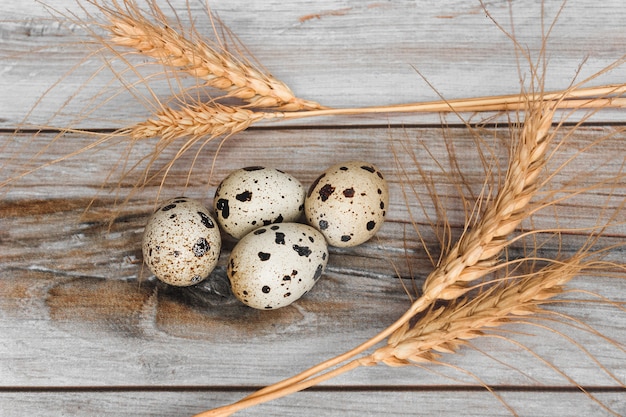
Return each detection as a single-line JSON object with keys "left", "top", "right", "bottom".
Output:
{"left": 142, "top": 161, "right": 389, "bottom": 310}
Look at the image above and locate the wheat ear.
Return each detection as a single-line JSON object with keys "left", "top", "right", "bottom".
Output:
{"left": 128, "top": 102, "right": 278, "bottom": 141}
{"left": 94, "top": 0, "right": 323, "bottom": 111}
{"left": 372, "top": 257, "right": 586, "bottom": 366}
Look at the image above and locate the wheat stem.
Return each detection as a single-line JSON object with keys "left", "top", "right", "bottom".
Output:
{"left": 278, "top": 85, "right": 626, "bottom": 121}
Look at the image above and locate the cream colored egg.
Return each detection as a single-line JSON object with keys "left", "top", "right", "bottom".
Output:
{"left": 227, "top": 223, "right": 328, "bottom": 310}
{"left": 142, "top": 197, "right": 221, "bottom": 286}
{"left": 214, "top": 167, "right": 306, "bottom": 239}
{"left": 305, "top": 161, "right": 389, "bottom": 247}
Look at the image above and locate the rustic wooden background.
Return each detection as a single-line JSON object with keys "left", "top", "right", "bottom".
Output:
{"left": 1, "top": 1, "right": 625, "bottom": 416}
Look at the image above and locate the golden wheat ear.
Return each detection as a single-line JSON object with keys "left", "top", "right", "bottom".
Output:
{"left": 88, "top": 0, "right": 324, "bottom": 111}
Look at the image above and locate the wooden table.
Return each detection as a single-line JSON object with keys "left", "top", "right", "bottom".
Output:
{"left": 1, "top": 1, "right": 625, "bottom": 416}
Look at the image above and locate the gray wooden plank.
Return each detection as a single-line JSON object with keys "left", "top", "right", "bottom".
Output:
{"left": 1, "top": 390, "right": 624, "bottom": 417}
{"left": 1, "top": 0, "right": 626, "bottom": 128}
{"left": 1, "top": 126, "right": 624, "bottom": 392}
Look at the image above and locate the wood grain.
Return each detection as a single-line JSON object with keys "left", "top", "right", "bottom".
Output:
{"left": 1, "top": 391, "right": 625, "bottom": 417}
{"left": 1, "top": 1, "right": 625, "bottom": 416}
{"left": 1, "top": 0, "right": 626, "bottom": 129}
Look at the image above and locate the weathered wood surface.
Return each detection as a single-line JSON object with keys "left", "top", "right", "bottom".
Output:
{"left": 1, "top": 1, "right": 625, "bottom": 416}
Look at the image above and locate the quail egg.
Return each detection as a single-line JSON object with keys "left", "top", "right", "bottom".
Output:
{"left": 227, "top": 223, "right": 328, "bottom": 310}
{"left": 142, "top": 197, "right": 221, "bottom": 286}
{"left": 305, "top": 161, "right": 389, "bottom": 247}
{"left": 214, "top": 166, "right": 306, "bottom": 239}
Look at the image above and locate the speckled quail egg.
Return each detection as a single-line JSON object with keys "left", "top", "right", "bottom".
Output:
{"left": 305, "top": 161, "right": 389, "bottom": 247}
{"left": 227, "top": 223, "right": 328, "bottom": 310}
{"left": 213, "top": 166, "right": 306, "bottom": 239}
{"left": 142, "top": 197, "right": 221, "bottom": 286}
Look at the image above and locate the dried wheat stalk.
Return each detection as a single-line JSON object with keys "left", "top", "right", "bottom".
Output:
{"left": 94, "top": 0, "right": 323, "bottom": 111}
{"left": 123, "top": 85, "right": 626, "bottom": 144}
{"left": 372, "top": 256, "right": 591, "bottom": 366}
{"left": 95, "top": 0, "right": 626, "bottom": 145}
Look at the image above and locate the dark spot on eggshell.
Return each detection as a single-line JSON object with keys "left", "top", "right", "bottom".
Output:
{"left": 377, "top": 171, "right": 384, "bottom": 179}
{"left": 262, "top": 286, "right": 271, "bottom": 293}
{"left": 308, "top": 236, "right": 315, "bottom": 243}
{"left": 243, "top": 166, "right": 264, "bottom": 171}
{"left": 284, "top": 292, "right": 291, "bottom": 298}
{"left": 307, "top": 173, "right": 326, "bottom": 197}
{"left": 367, "top": 221, "right": 376, "bottom": 231}
{"left": 258, "top": 252, "right": 271, "bottom": 261}
{"left": 216, "top": 199, "right": 230, "bottom": 219}
{"left": 341, "top": 235, "right": 352, "bottom": 242}
{"left": 343, "top": 187, "right": 355, "bottom": 198}
{"left": 319, "top": 220, "right": 329, "bottom": 230}
{"left": 192, "top": 238, "right": 209, "bottom": 257}
{"left": 161, "top": 204, "right": 176, "bottom": 212}
{"left": 169, "top": 214, "right": 176, "bottom": 219}
{"left": 254, "top": 228, "right": 267, "bottom": 235}
{"left": 265, "top": 305, "right": 273, "bottom": 309}
{"left": 198, "top": 211, "right": 215, "bottom": 228}
{"left": 263, "top": 220, "right": 272, "bottom": 226}
{"left": 236, "top": 190, "right": 252, "bottom": 202}
{"left": 361, "top": 165, "right": 375, "bottom": 173}
{"left": 322, "top": 252, "right": 327, "bottom": 260}
{"left": 292, "top": 245, "right": 312, "bottom": 257}
{"left": 275, "top": 214, "right": 284, "bottom": 224}
{"left": 319, "top": 184, "right": 335, "bottom": 202}
{"left": 172, "top": 250, "right": 181, "bottom": 257}
{"left": 292, "top": 270, "right": 298, "bottom": 276}
{"left": 270, "top": 225, "right": 280, "bottom": 230}
{"left": 275, "top": 232, "right": 286, "bottom": 245}
{"left": 191, "top": 275, "right": 202, "bottom": 283}
{"left": 283, "top": 275, "right": 291, "bottom": 281}
{"left": 380, "top": 201, "right": 385, "bottom": 210}
{"left": 340, "top": 166, "right": 349, "bottom": 171}
{"left": 172, "top": 198, "right": 187, "bottom": 204}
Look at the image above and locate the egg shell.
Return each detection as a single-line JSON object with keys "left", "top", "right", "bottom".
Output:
{"left": 304, "top": 161, "right": 389, "bottom": 247}
{"left": 227, "top": 223, "right": 328, "bottom": 310}
{"left": 214, "top": 166, "right": 306, "bottom": 239}
{"left": 142, "top": 197, "right": 221, "bottom": 286}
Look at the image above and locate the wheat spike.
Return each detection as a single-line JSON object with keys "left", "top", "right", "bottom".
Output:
{"left": 97, "top": 0, "right": 323, "bottom": 111}
{"left": 373, "top": 258, "right": 583, "bottom": 366}
{"left": 128, "top": 102, "right": 275, "bottom": 141}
